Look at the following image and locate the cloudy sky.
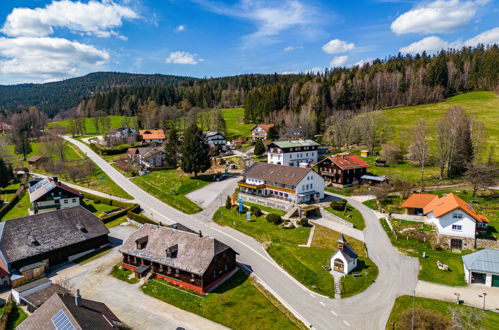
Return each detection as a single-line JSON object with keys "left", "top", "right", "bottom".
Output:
{"left": 0, "top": 0, "right": 497, "bottom": 84}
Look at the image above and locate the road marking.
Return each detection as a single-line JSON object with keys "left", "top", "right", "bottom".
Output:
{"left": 343, "top": 320, "right": 350, "bottom": 327}
{"left": 309, "top": 293, "right": 315, "bottom": 298}
{"left": 330, "top": 310, "right": 337, "bottom": 316}
{"left": 319, "top": 301, "right": 325, "bottom": 307}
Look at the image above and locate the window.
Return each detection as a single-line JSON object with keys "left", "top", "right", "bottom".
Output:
{"left": 72, "top": 199, "right": 76, "bottom": 203}
{"left": 63, "top": 200, "right": 68, "bottom": 204}
{"left": 452, "top": 225, "right": 462, "bottom": 231}
{"left": 453, "top": 213, "right": 463, "bottom": 219}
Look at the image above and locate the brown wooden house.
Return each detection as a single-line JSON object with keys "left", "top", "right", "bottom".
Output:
{"left": 315, "top": 154, "right": 370, "bottom": 187}
{"left": 120, "top": 224, "right": 237, "bottom": 293}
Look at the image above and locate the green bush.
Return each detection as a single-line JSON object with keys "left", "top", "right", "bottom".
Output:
{"left": 330, "top": 199, "right": 347, "bottom": 211}
{"left": 126, "top": 211, "right": 157, "bottom": 225}
{"left": 239, "top": 206, "right": 248, "bottom": 214}
{"left": 266, "top": 213, "right": 282, "bottom": 225}
{"left": 225, "top": 196, "right": 232, "bottom": 209}
{"left": 299, "top": 218, "right": 309, "bottom": 226}
{"left": 251, "top": 206, "right": 262, "bottom": 217}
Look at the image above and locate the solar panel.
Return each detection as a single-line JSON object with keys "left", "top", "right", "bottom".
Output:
{"left": 51, "top": 309, "right": 76, "bottom": 330}
{"left": 45, "top": 184, "right": 54, "bottom": 191}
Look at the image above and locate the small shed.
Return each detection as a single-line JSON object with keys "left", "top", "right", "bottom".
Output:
{"left": 360, "top": 175, "right": 387, "bottom": 185}
{"left": 27, "top": 156, "right": 48, "bottom": 167}
{"left": 330, "top": 234, "right": 358, "bottom": 274}
{"left": 360, "top": 150, "right": 370, "bottom": 157}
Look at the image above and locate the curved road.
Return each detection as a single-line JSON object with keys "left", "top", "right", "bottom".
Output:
{"left": 65, "top": 136, "right": 419, "bottom": 330}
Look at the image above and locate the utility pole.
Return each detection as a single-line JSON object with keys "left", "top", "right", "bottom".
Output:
{"left": 479, "top": 293, "right": 487, "bottom": 310}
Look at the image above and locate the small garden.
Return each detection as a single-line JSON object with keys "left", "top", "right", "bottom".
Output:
{"left": 111, "top": 264, "right": 139, "bottom": 284}
{"left": 387, "top": 295, "right": 499, "bottom": 329}
{"left": 325, "top": 199, "right": 366, "bottom": 230}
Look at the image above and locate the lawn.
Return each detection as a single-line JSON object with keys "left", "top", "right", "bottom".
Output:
{"left": 6, "top": 304, "right": 28, "bottom": 330}
{"left": 380, "top": 218, "right": 468, "bottom": 286}
{"left": 387, "top": 295, "right": 499, "bottom": 329}
{"left": 213, "top": 207, "right": 376, "bottom": 297}
{"left": 243, "top": 201, "right": 287, "bottom": 216}
{"left": 142, "top": 270, "right": 304, "bottom": 330}
{"left": 222, "top": 108, "right": 254, "bottom": 139}
{"left": 132, "top": 169, "right": 214, "bottom": 214}
{"left": 0, "top": 183, "right": 21, "bottom": 202}
{"left": 325, "top": 186, "right": 353, "bottom": 196}
{"left": 82, "top": 198, "right": 120, "bottom": 216}
{"left": 49, "top": 116, "right": 136, "bottom": 135}
{"left": 105, "top": 216, "right": 128, "bottom": 228}
{"left": 362, "top": 195, "right": 405, "bottom": 214}
{"left": 325, "top": 203, "right": 366, "bottom": 230}
{"left": 1, "top": 191, "right": 30, "bottom": 221}
{"left": 111, "top": 264, "right": 139, "bottom": 284}
{"left": 2, "top": 141, "right": 85, "bottom": 168}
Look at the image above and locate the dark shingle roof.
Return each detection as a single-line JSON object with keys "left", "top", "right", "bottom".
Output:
{"left": 23, "top": 284, "right": 70, "bottom": 309}
{"left": 0, "top": 206, "right": 109, "bottom": 265}
{"left": 244, "top": 162, "right": 311, "bottom": 186}
{"left": 120, "top": 224, "right": 234, "bottom": 275}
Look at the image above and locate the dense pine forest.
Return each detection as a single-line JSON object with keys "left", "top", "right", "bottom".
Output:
{"left": 1, "top": 46, "right": 497, "bottom": 135}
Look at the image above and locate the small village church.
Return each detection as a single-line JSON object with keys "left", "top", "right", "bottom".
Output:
{"left": 331, "top": 234, "right": 358, "bottom": 274}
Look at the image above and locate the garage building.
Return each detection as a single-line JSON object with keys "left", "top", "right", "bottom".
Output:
{"left": 462, "top": 249, "right": 499, "bottom": 287}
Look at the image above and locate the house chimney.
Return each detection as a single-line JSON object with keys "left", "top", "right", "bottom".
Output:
{"left": 75, "top": 289, "right": 81, "bottom": 306}
{"left": 198, "top": 230, "right": 203, "bottom": 238}
{"left": 53, "top": 176, "right": 58, "bottom": 183}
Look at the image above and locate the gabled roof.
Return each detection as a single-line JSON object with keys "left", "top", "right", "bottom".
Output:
{"left": 462, "top": 249, "right": 499, "bottom": 274}
{"left": 23, "top": 284, "right": 70, "bottom": 309}
{"left": 18, "top": 292, "right": 121, "bottom": 330}
{"left": 244, "top": 162, "right": 313, "bottom": 186}
{"left": 317, "top": 154, "right": 370, "bottom": 170}
{"left": 27, "top": 156, "right": 46, "bottom": 163}
{"left": 28, "top": 177, "right": 82, "bottom": 203}
{"left": 0, "top": 206, "right": 109, "bottom": 265}
{"left": 139, "top": 129, "right": 165, "bottom": 140}
{"left": 204, "top": 131, "right": 225, "bottom": 138}
{"left": 400, "top": 193, "right": 439, "bottom": 209}
{"left": 334, "top": 243, "right": 358, "bottom": 263}
{"left": 423, "top": 193, "right": 489, "bottom": 223}
{"left": 252, "top": 124, "right": 274, "bottom": 133}
{"left": 120, "top": 224, "right": 235, "bottom": 275}
{"left": 269, "top": 139, "right": 319, "bottom": 149}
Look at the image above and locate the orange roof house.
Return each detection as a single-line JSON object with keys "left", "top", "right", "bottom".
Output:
{"left": 423, "top": 193, "right": 489, "bottom": 224}
{"left": 139, "top": 129, "right": 165, "bottom": 142}
{"left": 251, "top": 124, "right": 275, "bottom": 140}
{"left": 400, "top": 193, "right": 438, "bottom": 214}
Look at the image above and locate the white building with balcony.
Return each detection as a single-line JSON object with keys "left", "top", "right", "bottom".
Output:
{"left": 267, "top": 140, "right": 319, "bottom": 167}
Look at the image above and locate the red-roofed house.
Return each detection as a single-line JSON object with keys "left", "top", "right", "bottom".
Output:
{"left": 251, "top": 124, "right": 274, "bottom": 141}
{"left": 400, "top": 193, "right": 439, "bottom": 215}
{"left": 401, "top": 193, "right": 490, "bottom": 249}
{"left": 315, "top": 154, "right": 370, "bottom": 187}
{"left": 139, "top": 130, "right": 166, "bottom": 144}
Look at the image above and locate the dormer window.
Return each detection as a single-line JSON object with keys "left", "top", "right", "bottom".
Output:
{"left": 76, "top": 224, "right": 88, "bottom": 233}
{"left": 135, "top": 236, "right": 148, "bottom": 249}
{"left": 31, "top": 240, "right": 41, "bottom": 247}
{"left": 166, "top": 244, "right": 178, "bottom": 258}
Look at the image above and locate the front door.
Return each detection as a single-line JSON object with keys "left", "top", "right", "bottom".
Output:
{"left": 333, "top": 259, "right": 344, "bottom": 272}
{"left": 492, "top": 275, "right": 499, "bottom": 287}
{"left": 450, "top": 238, "right": 462, "bottom": 250}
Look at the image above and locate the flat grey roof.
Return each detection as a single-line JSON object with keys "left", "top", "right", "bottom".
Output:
{"left": 462, "top": 249, "right": 499, "bottom": 274}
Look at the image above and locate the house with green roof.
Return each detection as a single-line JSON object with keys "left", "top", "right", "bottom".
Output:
{"left": 267, "top": 139, "right": 319, "bottom": 167}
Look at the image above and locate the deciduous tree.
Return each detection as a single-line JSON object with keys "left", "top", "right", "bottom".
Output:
{"left": 408, "top": 118, "right": 429, "bottom": 182}
{"left": 254, "top": 139, "right": 265, "bottom": 156}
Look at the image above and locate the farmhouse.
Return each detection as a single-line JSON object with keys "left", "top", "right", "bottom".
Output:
{"left": 128, "top": 146, "right": 165, "bottom": 170}
{"left": 331, "top": 234, "right": 358, "bottom": 274}
{"left": 0, "top": 206, "right": 109, "bottom": 287}
{"left": 28, "top": 177, "right": 82, "bottom": 214}
{"left": 267, "top": 139, "right": 319, "bottom": 167}
{"left": 27, "top": 156, "right": 48, "bottom": 168}
{"left": 238, "top": 162, "right": 324, "bottom": 204}
{"left": 106, "top": 127, "right": 137, "bottom": 145}
{"left": 401, "top": 193, "right": 489, "bottom": 249}
{"left": 462, "top": 249, "right": 499, "bottom": 287}
{"left": 139, "top": 129, "right": 165, "bottom": 144}
{"left": 315, "top": 154, "right": 370, "bottom": 187}
{"left": 120, "top": 224, "right": 237, "bottom": 293}
{"left": 251, "top": 124, "right": 274, "bottom": 140}
{"left": 204, "top": 131, "right": 226, "bottom": 149}
{"left": 18, "top": 290, "right": 122, "bottom": 330}
{"left": 0, "top": 122, "right": 12, "bottom": 133}
{"left": 283, "top": 127, "right": 305, "bottom": 140}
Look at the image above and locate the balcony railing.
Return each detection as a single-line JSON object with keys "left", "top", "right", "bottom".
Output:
{"left": 238, "top": 180, "right": 265, "bottom": 189}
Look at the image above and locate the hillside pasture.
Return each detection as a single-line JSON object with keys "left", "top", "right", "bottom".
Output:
{"left": 49, "top": 115, "right": 136, "bottom": 135}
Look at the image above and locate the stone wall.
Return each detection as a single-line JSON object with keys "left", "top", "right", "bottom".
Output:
{"left": 437, "top": 235, "right": 475, "bottom": 250}
{"left": 476, "top": 238, "right": 499, "bottom": 249}
{"left": 238, "top": 193, "right": 292, "bottom": 211}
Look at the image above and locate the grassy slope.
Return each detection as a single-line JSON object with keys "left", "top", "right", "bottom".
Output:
{"left": 387, "top": 295, "right": 499, "bottom": 330}
{"left": 49, "top": 116, "right": 135, "bottom": 135}
{"left": 325, "top": 203, "right": 366, "bottom": 230}
{"left": 222, "top": 108, "right": 254, "bottom": 139}
{"left": 132, "top": 169, "right": 213, "bottom": 214}
{"left": 142, "top": 270, "right": 302, "bottom": 330}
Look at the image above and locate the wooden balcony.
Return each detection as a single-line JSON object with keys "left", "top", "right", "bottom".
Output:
{"left": 238, "top": 181, "right": 265, "bottom": 189}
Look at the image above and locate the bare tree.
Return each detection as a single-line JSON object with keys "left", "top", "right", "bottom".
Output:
{"left": 408, "top": 118, "right": 429, "bottom": 182}
{"left": 359, "top": 108, "right": 385, "bottom": 153}
{"left": 450, "top": 306, "right": 485, "bottom": 330}
{"left": 381, "top": 141, "right": 403, "bottom": 164}
{"left": 464, "top": 163, "right": 497, "bottom": 197}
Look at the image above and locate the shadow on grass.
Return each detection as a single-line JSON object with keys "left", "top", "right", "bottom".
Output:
{"left": 212, "top": 269, "right": 250, "bottom": 294}
{"left": 81, "top": 201, "right": 97, "bottom": 213}
{"left": 190, "top": 174, "right": 216, "bottom": 183}
{"left": 353, "top": 259, "right": 371, "bottom": 273}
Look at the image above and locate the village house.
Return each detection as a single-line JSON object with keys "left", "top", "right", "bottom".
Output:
{"left": 0, "top": 206, "right": 109, "bottom": 287}
{"left": 12, "top": 277, "right": 70, "bottom": 312}
{"left": 331, "top": 234, "right": 358, "bottom": 274}
{"left": 139, "top": 129, "right": 165, "bottom": 144}
{"left": 120, "top": 224, "right": 237, "bottom": 293}
{"left": 251, "top": 124, "right": 274, "bottom": 141}
{"left": 267, "top": 139, "right": 319, "bottom": 167}
{"left": 27, "top": 156, "right": 48, "bottom": 168}
{"left": 18, "top": 290, "right": 122, "bottom": 330}
{"left": 28, "top": 177, "right": 82, "bottom": 214}
{"left": 315, "top": 154, "right": 370, "bottom": 187}
{"left": 462, "top": 249, "right": 499, "bottom": 287}
{"left": 0, "top": 122, "right": 12, "bottom": 134}
{"left": 127, "top": 147, "right": 165, "bottom": 170}
{"left": 238, "top": 162, "right": 324, "bottom": 204}
{"left": 106, "top": 127, "right": 137, "bottom": 145}
{"left": 204, "top": 131, "right": 226, "bottom": 149}
{"left": 401, "top": 193, "right": 489, "bottom": 250}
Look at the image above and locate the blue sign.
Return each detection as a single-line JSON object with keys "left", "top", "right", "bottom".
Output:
{"left": 239, "top": 199, "right": 243, "bottom": 213}
{"left": 246, "top": 211, "right": 251, "bottom": 221}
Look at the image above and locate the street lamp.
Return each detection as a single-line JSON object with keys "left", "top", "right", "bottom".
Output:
{"left": 478, "top": 293, "right": 487, "bottom": 310}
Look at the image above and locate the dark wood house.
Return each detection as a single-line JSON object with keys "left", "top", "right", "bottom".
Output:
{"left": 120, "top": 224, "right": 237, "bottom": 293}
{"left": 315, "top": 154, "right": 370, "bottom": 187}
{"left": 0, "top": 206, "right": 109, "bottom": 287}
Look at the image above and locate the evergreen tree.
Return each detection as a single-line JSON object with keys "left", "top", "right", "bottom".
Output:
{"left": 0, "top": 157, "right": 12, "bottom": 188}
{"left": 164, "top": 124, "right": 179, "bottom": 168}
{"left": 267, "top": 125, "right": 279, "bottom": 140}
{"left": 180, "top": 123, "right": 211, "bottom": 177}
{"left": 254, "top": 139, "right": 265, "bottom": 156}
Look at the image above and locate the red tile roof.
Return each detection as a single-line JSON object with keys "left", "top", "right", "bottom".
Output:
{"left": 318, "top": 154, "right": 370, "bottom": 170}
{"left": 400, "top": 193, "right": 438, "bottom": 209}
{"left": 252, "top": 124, "right": 274, "bottom": 133}
{"left": 139, "top": 130, "right": 165, "bottom": 140}
{"left": 423, "top": 193, "right": 489, "bottom": 223}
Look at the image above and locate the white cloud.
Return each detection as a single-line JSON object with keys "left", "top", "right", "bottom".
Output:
{"left": 391, "top": 0, "right": 487, "bottom": 35}
{"left": 193, "top": 0, "right": 319, "bottom": 47}
{"left": 400, "top": 26, "right": 499, "bottom": 54}
{"left": 330, "top": 55, "right": 348, "bottom": 67}
{"left": 176, "top": 25, "right": 186, "bottom": 32}
{"left": 283, "top": 45, "right": 302, "bottom": 51}
{"left": 0, "top": 37, "right": 109, "bottom": 81}
{"left": 165, "top": 51, "right": 203, "bottom": 65}
{"left": 322, "top": 39, "right": 355, "bottom": 54}
{"left": 1, "top": 0, "right": 138, "bottom": 38}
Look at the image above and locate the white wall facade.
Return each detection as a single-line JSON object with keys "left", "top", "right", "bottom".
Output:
{"left": 12, "top": 281, "right": 52, "bottom": 304}
{"left": 34, "top": 197, "right": 80, "bottom": 214}
{"left": 427, "top": 209, "right": 476, "bottom": 238}
{"left": 331, "top": 251, "right": 357, "bottom": 274}
{"left": 268, "top": 150, "right": 318, "bottom": 166}
{"left": 251, "top": 126, "right": 268, "bottom": 140}
{"left": 464, "top": 265, "right": 497, "bottom": 286}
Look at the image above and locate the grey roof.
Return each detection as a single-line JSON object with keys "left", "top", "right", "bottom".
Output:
{"left": 0, "top": 206, "right": 109, "bottom": 265}
{"left": 336, "top": 244, "right": 358, "bottom": 264}
{"left": 120, "top": 224, "right": 234, "bottom": 275}
{"left": 244, "top": 162, "right": 312, "bottom": 186}
{"left": 23, "top": 284, "right": 70, "bottom": 309}
{"left": 136, "top": 147, "right": 163, "bottom": 158}
{"left": 14, "top": 277, "right": 51, "bottom": 293}
{"left": 270, "top": 139, "right": 319, "bottom": 149}
{"left": 167, "top": 223, "right": 197, "bottom": 234}
{"left": 462, "top": 249, "right": 499, "bottom": 274}
{"left": 360, "top": 175, "right": 387, "bottom": 182}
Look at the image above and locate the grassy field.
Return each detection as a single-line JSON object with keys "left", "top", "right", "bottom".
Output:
{"left": 0, "top": 182, "right": 22, "bottom": 202}
{"left": 325, "top": 203, "right": 366, "bottom": 230}
{"left": 49, "top": 116, "right": 136, "bottom": 135}
{"left": 363, "top": 195, "right": 405, "bottom": 214}
{"left": 81, "top": 198, "right": 120, "bottom": 216}
{"left": 213, "top": 206, "right": 376, "bottom": 297}
{"left": 1, "top": 191, "right": 30, "bottom": 221}
{"left": 6, "top": 304, "right": 28, "bottom": 330}
{"left": 132, "top": 169, "right": 214, "bottom": 214}
{"left": 105, "top": 216, "right": 128, "bottom": 228}
{"left": 142, "top": 270, "right": 304, "bottom": 330}
{"left": 112, "top": 264, "right": 140, "bottom": 284}
{"left": 222, "top": 108, "right": 254, "bottom": 139}
{"left": 242, "top": 201, "right": 287, "bottom": 216}
{"left": 387, "top": 295, "right": 499, "bottom": 329}
{"left": 380, "top": 218, "right": 468, "bottom": 286}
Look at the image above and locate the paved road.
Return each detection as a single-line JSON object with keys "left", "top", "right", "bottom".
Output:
{"left": 64, "top": 136, "right": 420, "bottom": 330}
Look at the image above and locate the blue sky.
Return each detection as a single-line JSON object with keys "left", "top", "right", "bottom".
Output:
{"left": 0, "top": 0, "right": 497, "bottom": 84}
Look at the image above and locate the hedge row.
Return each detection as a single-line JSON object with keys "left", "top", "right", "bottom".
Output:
{"left": 0, "top": 185, "right": 26, "bottom": 220}
{"left": 126, "top": 211, "right": 157, "bottom": 225}
{"left": 88, "top": 143, "right": 130, "bottom": 156}
{"left": 0, "top": 301, "right": 14, "bottom": 330}
{"left": 101, "top": 204, "right": 140, "bottom": 224}
{"left": 82, "top": 192, "right": 134, "bottom": 209}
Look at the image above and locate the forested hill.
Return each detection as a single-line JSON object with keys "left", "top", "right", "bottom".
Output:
{"left": 0, "top": 72, "right": 197, "bottom": 117}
